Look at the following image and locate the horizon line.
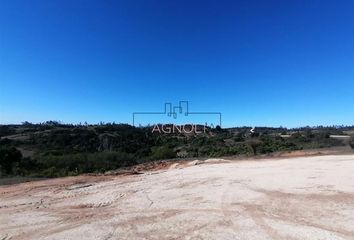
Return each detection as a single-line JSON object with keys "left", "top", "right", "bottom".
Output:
{"left": 1, "top": 120, "right": 354, "bottom": 130}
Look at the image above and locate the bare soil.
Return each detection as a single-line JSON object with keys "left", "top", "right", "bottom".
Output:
{"left": 1, "top": 153, "right": 354, "bottom": 240}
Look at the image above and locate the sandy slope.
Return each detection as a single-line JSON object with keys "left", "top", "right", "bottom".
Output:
{"left": 1, "top": 155, "right": 354, "bottom": 240}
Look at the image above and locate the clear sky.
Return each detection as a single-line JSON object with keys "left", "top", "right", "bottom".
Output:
{"left": 1, "top": 0, "right": 354, "bottom": 127}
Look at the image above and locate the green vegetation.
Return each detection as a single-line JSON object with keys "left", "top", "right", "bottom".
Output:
{"left": 0, "top": 122, "right": 353, "bottom": 178}
{"left": 0, "top": 146, "right": 22, "bottom": 175}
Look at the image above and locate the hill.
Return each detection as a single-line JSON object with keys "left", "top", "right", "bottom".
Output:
{"left": 0, "top": 122, "right": 353, "bottom": 178}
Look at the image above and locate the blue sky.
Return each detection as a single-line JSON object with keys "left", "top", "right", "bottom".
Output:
{"left": 1, "top": 0, "right": 354, "bottom": 127}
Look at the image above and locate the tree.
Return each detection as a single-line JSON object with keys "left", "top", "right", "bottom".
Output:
{"left": 215, "top": 125, "right": 222, "bottom": 131}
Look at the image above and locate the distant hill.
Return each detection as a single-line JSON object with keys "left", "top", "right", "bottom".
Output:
{"left": 0, "top": 122, "right": 353, "bottom": 178}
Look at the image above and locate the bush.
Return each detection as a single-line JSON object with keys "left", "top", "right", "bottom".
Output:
{"left": 0, "top": 146, "right": 22, "bottom": 175}
{"left": 151, "top": 146, "right": 175, "bottom": 160}
{"left": 32, "top": 151, "right": 136, "bottom": 176}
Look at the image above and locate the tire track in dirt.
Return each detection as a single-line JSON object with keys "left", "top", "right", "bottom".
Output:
{"left": 244, "top": 188, "right": 354, "bottom": 239}
{"left": 220, "top": 179, "right": 240, "bottom": 230}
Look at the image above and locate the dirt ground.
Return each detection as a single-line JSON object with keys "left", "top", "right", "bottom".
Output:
{"left": 1, "top": 154, "right": 354, "bottom": 240}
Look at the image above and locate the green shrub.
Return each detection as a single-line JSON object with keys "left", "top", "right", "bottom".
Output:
{"left": 151, "top": 146, "right": 175, "bottom": 160}
{"left": 0, "top": 146, "right": 22, "bottom": 174}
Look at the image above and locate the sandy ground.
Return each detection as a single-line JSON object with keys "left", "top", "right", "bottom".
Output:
{"left": 1, "top": 155, "right": 354, "bottom": 240}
